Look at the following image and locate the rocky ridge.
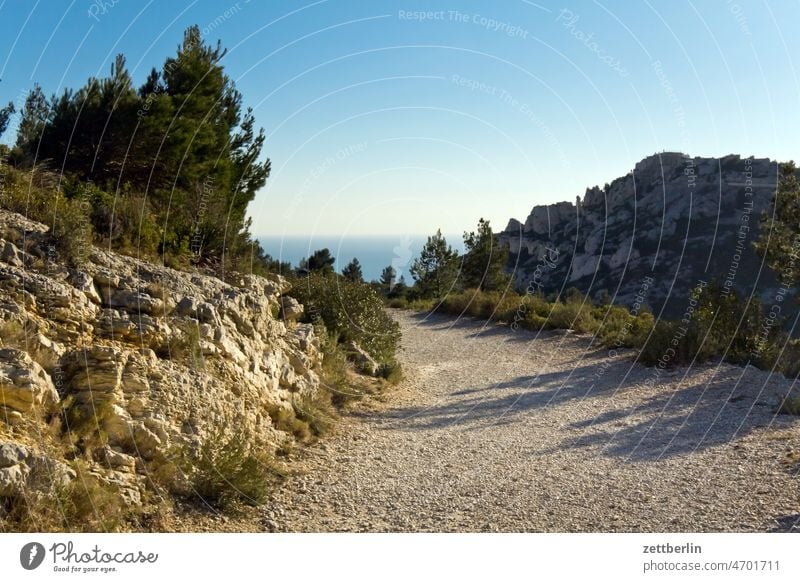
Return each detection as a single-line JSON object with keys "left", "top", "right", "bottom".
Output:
{"left": 0, "top": 208, "right": 322, "bottom": 510}
{"left": 500, "top": 153, "right": 783, "bottom": 316}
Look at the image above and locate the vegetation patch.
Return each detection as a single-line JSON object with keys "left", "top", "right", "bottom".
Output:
{"left": 179, "top": 425, "right": 285, "bottom": 511}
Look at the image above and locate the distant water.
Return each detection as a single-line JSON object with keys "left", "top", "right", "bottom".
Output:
{"left": 258, "top": 235, "right": 464, "bottom": 282}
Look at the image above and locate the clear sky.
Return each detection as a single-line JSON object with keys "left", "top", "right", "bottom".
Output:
{"left": 1, "top": 0, "right": 799, "bottom": 236}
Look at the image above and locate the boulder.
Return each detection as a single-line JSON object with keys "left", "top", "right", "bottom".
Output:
{"left": 69, "top": 271, "right": 102, "bottom": 304}
{"left": 109, "top": 290, "right": 165, "bottom": 316}
{"left": 0, "top": 240, "right": 25, "bottom": 267}
{"left": 345, "top": 340, "right": 379, "bottom": 376}
{"left": 0, "top": 442, "right": 75, "bottom": 497}
{"left": 280, "top": 296, "right": 304, "bottom": 322}
{"left": 0, "top": 348, "right": 59, "bottom": 414}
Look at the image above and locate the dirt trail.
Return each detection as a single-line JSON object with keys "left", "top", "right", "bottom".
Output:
{"left": 266, "top": 310, "right": 800, "bottom": 532}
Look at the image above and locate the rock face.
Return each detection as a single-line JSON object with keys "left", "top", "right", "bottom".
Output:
{"left": 499, "top": 153, "right": 785, "bottom": 316}
{"left": 0, "top": 208, "right": 322, "bottom": 506}
{"left": 0, "top": 442, "right": 75, "bottom": 497}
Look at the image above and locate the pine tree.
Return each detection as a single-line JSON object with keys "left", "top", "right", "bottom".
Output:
{"left": 410, "top": 229, "right": 460, "bottom": 298}
{"left": 0, "top": 102, "right": 14, "bottom": 139}
{"left": 11, "top": 25, "right": 272, "bottom": 272}
{"left": 380, "top": 265, "right": 396, "bottom": 287}
{"left": 342, "top": 258, "right": 363, "bottom": 282}
{"left": 15, "top": 85, "right": 49, "bottom": 159}
{"left": 461, "top": 218, "right": 510, "bottom": 291}
{"left": 304, "top": 248, "right": 335, "bottom": 275}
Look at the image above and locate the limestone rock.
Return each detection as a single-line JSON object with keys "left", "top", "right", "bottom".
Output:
{"left": 0, "top": 442, "right": 28, "bottom": 468}
{"left": 0, "top": 240, "right": 26, "bottom": 267}
{"left": 69, "top": 270, "right": 102, "bottom": 304}
{"left": 0, "top": 348, "right": 59, "bottom": 414}
{"left": 345, "top": 340, "right": 379, "bottom": 376}
{"left": 109, "top": 290, "right": 165, "bottom": 316}
{"left": 0, "top": 442, "right": 76, "bottom": 497}
{"left": 499, "top": 153, "right": 784, "bottom": 317}
{"left": 0, "top": 207, "right": 324, "bottom": 507}
{"left": 280, "top": 296, "right": 304, "bottom": 322}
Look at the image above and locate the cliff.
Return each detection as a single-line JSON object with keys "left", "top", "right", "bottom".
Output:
{"left": 499, "top": 153, "right": 783, "bottom": 316}
{"left": 0, "top": 208, "right": 322, "bottom": 513}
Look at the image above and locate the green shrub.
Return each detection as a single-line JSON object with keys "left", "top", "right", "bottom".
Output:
{"left": 1, "top": 462, "right": 128, "bottom": 532}
{"left": 291, "top": 391, "right": 337, "bottom": 438}
{"left": 316, "top": 327, "right": 364, "bottom": 407}
{"left": 269, "top": 406, "right": 313, "bottom": 442}
{"left": 288, "top": 273, "right": 401, "bottom": 364}
{"left": 547, "top": 298, "right": 598, "bottom": 332}
{"left": 155, "top": 323, "right": 204, "bottom": 370}
{"left": 84, "top": 184, "right": 160, "bottom": 258}
{"left": 182, "top": 425, "right": 283, "bottom": 510}
{"left": 378, "top": 360, "right": 403, "bottom": 384}
{"left": 775, "top": 341, "right": 800, "bottom": 378}
{"left": 440, "top": 290, "right": 475, "bottom": 316}
{"left": 638, "top": 320, "right": 695, "bottom": 366}
{"left": 522, "top": 310, "right": 548, "bottom": 330}
{"left": 406, "top": 297, "right": 437, "bottom": 312}
{"left": 51, "top": 196, "right": 93, "bottom": 267}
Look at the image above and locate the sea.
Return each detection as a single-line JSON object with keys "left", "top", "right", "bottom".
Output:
{"left": 258, "top": 235, "right": 465, "bottom": 282}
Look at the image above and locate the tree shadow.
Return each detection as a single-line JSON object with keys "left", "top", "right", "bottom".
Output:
{"left": 402, "top": 309, "right": 585, "bottom": 344}
{"left": 373, "top": 348, "right": 798, "bottom": 462}
{"left": 375, "top": 360, "right": 625, "bottom": 431}
{"left": 559, "top": 366, "right": 796, "bottom": 460}
{"left": 769, "top": 514, "right": 800, "bottom": 532}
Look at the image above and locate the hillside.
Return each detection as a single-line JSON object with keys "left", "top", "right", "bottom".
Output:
{"left": 499, "top": 153, "right": 784, "bottom": 317}
{"left": 0, "top": 208, "right": 326, "bottom": 529}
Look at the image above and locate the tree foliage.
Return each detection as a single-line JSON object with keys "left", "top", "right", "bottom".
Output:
{"left": 0, "top": 102, "right": 14, "bottom": 139}
{"left": 300, "top": 248, "right": 335, "bottom": 275}
{"left": 410, "top": 229, "right": 460, "bottom": 298}
{"left": 342, "top": 257, "right": 363, "bottom": 282}
{"left": 460, "top": 218, "right": 510, "bottom": 291}
{"left": 9, "top": 26, "right": 272, "bottom": 273}
{"left": 380, "top": 265, "right": 396, "bottom": 287}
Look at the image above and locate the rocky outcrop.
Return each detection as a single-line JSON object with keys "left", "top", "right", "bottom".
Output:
{"left": 0, "top": 208, "right": 322, "bottom": 507}
{"left": 344, "top": 340, "right": 379, "bottom": 376}
{"left": 0, "top": 442, "right": 75, "bottom": 497}
{"left": 499, "top": 153, "right": 786, "bottom": 316}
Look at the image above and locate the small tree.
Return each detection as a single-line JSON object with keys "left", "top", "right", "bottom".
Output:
{"left": 15, "top": 85, "right": 49, "bottom": 155}
{"left": 391, "top": 274, "right": 408, "bottom": 299}
{"left": 302, "top": 248, "right": 335, "bottom": 275}
{"left": 410, "top": 229, "right": 460, "bottom": 298}
{"left": 0, "top": 102, "right": 14, "bottom": 139}
{"left": 380, "top": 265, "right": 396, "bottom": 288}
{"left": 461, "top": 218, "right": 510, "bottom": 291}
{"left": 342, "top": 258, "right": 363, "bottom": 282}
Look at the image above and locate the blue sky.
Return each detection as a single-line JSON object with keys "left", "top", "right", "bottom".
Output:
{"left": 1, "top": 0, "right": 799, "bottom": 236}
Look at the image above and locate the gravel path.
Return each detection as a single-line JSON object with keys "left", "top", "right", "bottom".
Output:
{"left": 267, "top": 310, "right": 800, "bottom": 532}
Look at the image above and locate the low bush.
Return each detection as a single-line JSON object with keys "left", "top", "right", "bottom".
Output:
{"left": 316, "top": 327, "right": 365, "bottom": 408}
{"left": 378, "top": 360, "right": 403, "bottom": 384}
{"left": 288, "top": 273, "right": 401, "bottom": 365}
{"left": 1, "top": 462, "right": 127, "bottom": 532}
{"left": 181, "top": 425, "right": 283, "bottom": 510}
{"left": 291, "top": 390, "right": 338, "bottom": 438}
